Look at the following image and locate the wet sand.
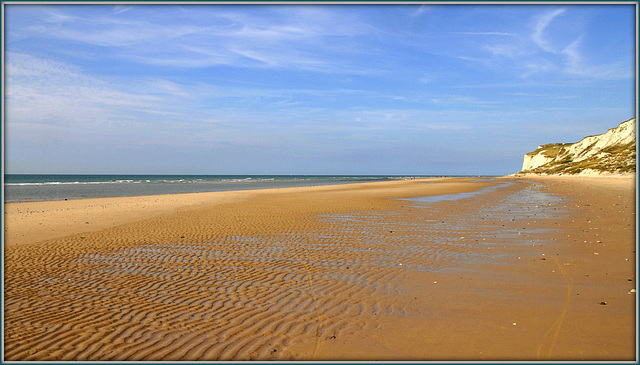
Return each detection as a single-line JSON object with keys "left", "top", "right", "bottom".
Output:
{"left": 3, "top": 177, "right": 636, "bottom": 360}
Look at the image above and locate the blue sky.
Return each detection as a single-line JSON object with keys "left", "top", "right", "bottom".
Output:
{"left": 3, "top": 4, "right": 636, "bottom": 175}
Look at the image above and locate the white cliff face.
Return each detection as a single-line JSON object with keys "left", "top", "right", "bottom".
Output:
{"left": 520, "top": 118, "right": 636, "bottom": 174}
{"left": 521, "top": 151, "right": 554, "bottom": 172}
{"left": 564, "top": 118, "right": 636, "bottom": 162}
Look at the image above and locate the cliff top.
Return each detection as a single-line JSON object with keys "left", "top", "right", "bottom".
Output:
{"left": 519, "top": 118, "right": 636, "bottom": 175}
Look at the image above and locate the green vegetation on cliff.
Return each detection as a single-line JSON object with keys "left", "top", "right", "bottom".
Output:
{"left": 524, "top": 141, "right": 635, "bottom": 175}
{"left": 520, "top": 118, "right": 636, "bottom": 175}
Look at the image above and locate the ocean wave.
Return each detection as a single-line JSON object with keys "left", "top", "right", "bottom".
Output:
{"left": 6, "top": 180, "right": 147, "bottom": 186}
{"left": 4, "top": 176, "right": 412, "bottom": 189}
{"left": 5, "top": 178, "right": 287, "bottom": 186}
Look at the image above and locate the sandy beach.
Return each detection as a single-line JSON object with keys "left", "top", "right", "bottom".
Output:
{"left": 3, "top": 176, "right": 636, "bottom": 361}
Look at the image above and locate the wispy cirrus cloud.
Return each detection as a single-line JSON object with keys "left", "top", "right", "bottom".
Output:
{"left": 560, "top": 37, "right": 634, "bottom": 80}
{"left": 112, "top": 6, "right": 132, "bottom": 15}
{"left": 521, "top": 59, "right": 557, "bottom": 78}
{"left": 4, "top": 51, "right": 478, "bottom": 149}
{"left": 429, "top": 95, "right": 502, "bottom": 108}
{"left": 531, "top": 8, "right": 566, "bottom": 52}
{"left": 14, "top": 5, "right": 381, "bottom": 74}
{"left": 5, "top": 52, "right": 159, "bottom": 122}
{"left": 483, "top": 43, "right": 526, "bottom": 58}
{"left": 452, "top": 31, "right": 517, "bottom": 36}
{"left": 409, "top": 5, "right": 431, "bottom": 18}
{"left": 529, "top": 8, "right": 633, "bottom": 80}
{"left": 464, "top": 6, "right": 633, "bottom": 81}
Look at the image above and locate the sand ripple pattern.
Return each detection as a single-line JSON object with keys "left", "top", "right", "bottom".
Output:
{"left": 4, "top": 180, "right": 565, "bottom": 360}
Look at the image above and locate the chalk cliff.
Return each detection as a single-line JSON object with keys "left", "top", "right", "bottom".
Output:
{"left": 519, "top": 118, "right": 636, "bottom": 175}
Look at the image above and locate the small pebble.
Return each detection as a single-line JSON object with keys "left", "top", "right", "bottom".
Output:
{"left": 600, "top": 301, "right": 607, "bottom": 305}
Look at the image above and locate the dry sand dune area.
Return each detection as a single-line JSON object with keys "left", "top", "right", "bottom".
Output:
{"left": 3, "top": 177, "right": 636, "bottom": 361}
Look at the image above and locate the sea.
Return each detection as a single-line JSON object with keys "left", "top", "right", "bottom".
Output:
{"left": 3, "top": 174, "right": 447, "bottom": 203}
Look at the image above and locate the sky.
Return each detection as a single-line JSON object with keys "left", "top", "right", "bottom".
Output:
{"left": 3, "top": 3, "right": 636, "bottom": 175}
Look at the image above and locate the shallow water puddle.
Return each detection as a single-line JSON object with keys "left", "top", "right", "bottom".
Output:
{"left": 403, "top": 180, "right": 512, "bottom": 203}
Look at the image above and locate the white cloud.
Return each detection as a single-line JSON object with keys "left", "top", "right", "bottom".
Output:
{"left": 476, "top": 7, "right": 633, "bottom": 81}
{"left": 561, "top": 36, "right": 584, "bottom": 70}
{"left": 145, "top": 79, "right": 192, "bottom": 99}
{"left": 521, "top": 59, "right": 556, "bottom": 78}
{"left": 532, "top": 8, "right": 566, "bottom": 52}
{"left": 453, "top": 32, "right": 517, "bottom": 36}
{"left": 112, "top": 6, "right": 132, "bottom": 15}
{"left": 5, "top": 52, "right": 442, "bottom": 153}
{"left": 4, "top": 52, "right": 165, "bottom": 145}
{"left": 10, "top": 6, "right": 385, "bottom": 75}
{"left": 429, "top": 95, "right": 502, "bottom": 108}
{"left": 561, "top": 37, "right": 634, "bottom": 80}
{"left": 410, "top": 5, "right": 431, "bottom": 18}
{"left": 42, "top": 8, "right": 77, "bottom": 24}
{"left": 55, "top": 22, "right": 211, "bottom": 47}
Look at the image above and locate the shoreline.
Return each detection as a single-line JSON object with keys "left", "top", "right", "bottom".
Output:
{"left": 4, "top": 176, "right": 636, "bottom": 360}
{"left": 4, "top": 175, "right": 469, "bottom": 204}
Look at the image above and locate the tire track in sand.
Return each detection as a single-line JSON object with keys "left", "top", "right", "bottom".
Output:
{"left": 536, "top": 255, "right": 573, "bottom": 360}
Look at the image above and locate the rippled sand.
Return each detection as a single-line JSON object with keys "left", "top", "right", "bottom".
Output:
{"left": 3, "top": 177, "right": 636, "bottom": 360}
